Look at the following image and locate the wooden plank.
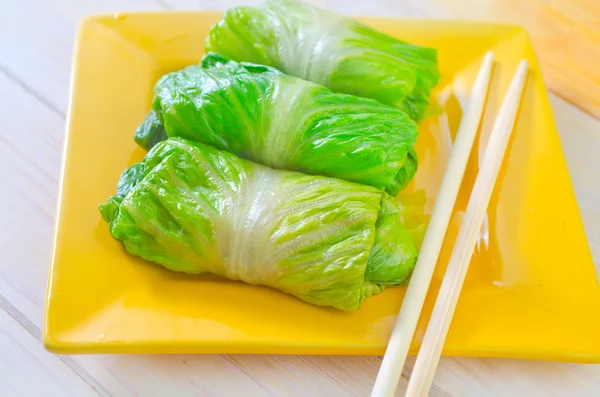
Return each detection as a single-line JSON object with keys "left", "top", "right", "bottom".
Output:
{"left": 427, "top": 356, "right": 600, "bottom": 397}
{"left": 0, "top": 307, "right": 97, "bottom": 397}
{"left": 550, "top": 95, "right": 600, "bottom": 267}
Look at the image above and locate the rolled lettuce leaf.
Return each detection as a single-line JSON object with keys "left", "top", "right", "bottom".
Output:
{"left": 136, "top": 53, "right": 419, "bottom": 196}
{"left": 100, "top": 138, "right": 417, "bottom": 311}
{"left": 205, "top": 0, "right": 440, "bottom": 121}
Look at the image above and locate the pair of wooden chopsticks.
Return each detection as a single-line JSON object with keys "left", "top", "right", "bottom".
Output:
{"left": 372, "top": 52, "right": 529, "bottom": 397}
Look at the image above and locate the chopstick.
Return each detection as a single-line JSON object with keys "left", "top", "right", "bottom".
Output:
{"left": 405, "top": 59, "right": 529, "bottom": 397}
{"left": 371, "top": 51, "right": 494, "bottom": 397}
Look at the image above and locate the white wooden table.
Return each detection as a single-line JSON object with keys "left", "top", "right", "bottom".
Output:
{"left": 1, "top": 1, "right": 599, "bottom": 396}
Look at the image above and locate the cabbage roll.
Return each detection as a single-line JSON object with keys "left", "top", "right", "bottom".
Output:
{"left": 100, "top": 138, "right": 417, "bottom": 311}
{"left": 205, "top": 0, "right": 440, "bottom": 121}
{"left": 136, "top": 53, "right": 419, "bottom": 196}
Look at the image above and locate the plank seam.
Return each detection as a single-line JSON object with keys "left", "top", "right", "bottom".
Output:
{"left": 0, "top": 293, "right": 112, "bottom": 397}
{"left": 0, "top": 64, "right": 66, "bottom": 120}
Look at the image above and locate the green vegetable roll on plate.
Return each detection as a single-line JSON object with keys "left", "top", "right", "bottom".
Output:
{"left": 100, "top": 138, "right": 417, "bottom": 311}
{"left": 136, "top": 53, "right": 419, "bottom": 196}
{"left": 205, "top": 0, "right": 440, "bottom": 121}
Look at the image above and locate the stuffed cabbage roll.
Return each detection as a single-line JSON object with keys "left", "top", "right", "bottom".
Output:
{"left": 205, "top": 0, "right": 440, "bottom": 121}
{"left": 100, "top": 138, "right": 417, "bottom": 311}
{"left": 136, "top": 53, "right": 419, "bottom": 196}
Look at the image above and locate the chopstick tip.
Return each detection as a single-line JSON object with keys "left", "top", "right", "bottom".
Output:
{"left": 481, "top": 51, "right": 494, "bottom": 71}
{"left": 519, "top": 59, "right": 529, "bottom": 70}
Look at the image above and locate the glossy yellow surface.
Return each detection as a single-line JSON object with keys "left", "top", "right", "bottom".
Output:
{"left": 44, "top": 12, "right": 600, "bottom": 361}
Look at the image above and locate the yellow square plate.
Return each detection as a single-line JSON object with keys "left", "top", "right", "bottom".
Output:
{"left": 44, "top": 12, "right": 600, "bottom": 361}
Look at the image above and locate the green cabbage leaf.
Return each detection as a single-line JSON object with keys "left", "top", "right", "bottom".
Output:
{"left": 100, "top": 138, "right": 417, "bottom": 311}
{"left": 205, "top": 0, "right": 440, "bottom": 121}
{"left": 136, "top": 53, "right": 419, "bottom": 196}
